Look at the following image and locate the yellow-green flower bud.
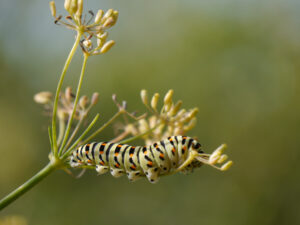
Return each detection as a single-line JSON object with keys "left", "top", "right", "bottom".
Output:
{"left": 100, "top": 40, "right": 115, "bottom": 53}
{"left": 65, "top": 87, "right": 73, "bottom": 102}
{"left": 221, "top": 161, "right": 233, "bottom": 171}
{"left": 163, "top": 89, "right": 173, "bottom": 105}
{"left": 112, "top": 10, "right": 119, "bottom": 23}
{"left": 151, "top": 93, "right": 159, "bottom": 111}
{"left": 79, "top": 95, "right": 89, "bottom": 109}
{"left": 95, "top": 9, "right": 104, "bottom": 24}
{"left": 103, "top": 17, "right": 115, "bottom": 28}
{"left": 169, "top": 100, "right": 182, "bottom": 116}
{"left": 91, "top": 92, "right": 99, "bottom": 105}
{"left": 101, "top": 9, "right": 113, "bottom": 23}
{"left": 97, "top": 32, "right": 107, "bottom": 48}
{"left": 49, "top": 1, "right": 56, "bottom": 17}
{"left": 70, "top": 0, "right": 78, "bottom": 15}
{"left": 209, "top": 155, "right": 220, "bottom": 165}
{"left": 217, "top": 154, "right": 228, "bottom": 164}
{"left": 34, "top": 91, "right": 53, "bottom": 104}
{"left": 189, "top": 108, "right": 199, "bottom": 118}
{"left": 76, "top": 0, "right": 83, "bottom": 18}
{"left": 175, "top": 109, "right": 186, "bottom": 119}
{"left": 64, "top": 0, "right": 71, "bottom": 12}
{"left": 140, "top": 89, "right": 148, "bottom": 106}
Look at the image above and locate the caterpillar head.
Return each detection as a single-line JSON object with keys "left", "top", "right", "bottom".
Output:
{"left": 191, "top": 139, "right": 202, "bottom": 152}
{"left": 180, "top": 140, "right": 204, "bottom": 174}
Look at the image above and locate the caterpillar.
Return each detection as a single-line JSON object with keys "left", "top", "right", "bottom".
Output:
{"left": 70, "top": 136, "right": 232, "bottom": 183}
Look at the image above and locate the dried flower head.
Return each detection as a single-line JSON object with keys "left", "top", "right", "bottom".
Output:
{"left": 112, "top": 89, "right": 199, "bottom": 146}
{"left": 34, "top": 87, "right": 99, "bottom": 122}
{"left": 49, "top": 0, "right": 118, "bottom": 56}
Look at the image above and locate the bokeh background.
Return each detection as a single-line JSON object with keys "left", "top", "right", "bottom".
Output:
{"left": 1, "top": 0, "right": 300, "bottom": 224}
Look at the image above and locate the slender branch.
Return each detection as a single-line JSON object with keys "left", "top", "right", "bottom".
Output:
{"left": 62, "top": 114, "right": 100, "bottom": 160}
{"left": 48, "top": 126, "right": 53, "bottom": 150}
{"left": 52, "top": 32, "right": 82, "bottom": 156}
{"left": 63, "top": 115, "right": 84, "bottom": 153}
{"left": 57, "top": 117, "right": 66, "bottom": 146}
{"left": 63, "top": 104, "right": 93, "bottom": 152}
{"left": 81, "top": 110, "right": 123, "bottom": 145}
{"left": 59, "top": 53, "right": 89, "bottom": 154}
{"left": 0, "top": 162, "right": 57, "bottom": 210}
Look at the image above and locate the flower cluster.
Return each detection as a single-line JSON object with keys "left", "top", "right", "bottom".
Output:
{"left": 111, "top": 90, "right": 199, "bottom": 145}
{"left": 34, "top": 88, "right": 99, "bottom": 121}
{"left": 49, "top": 0, "right": 118, "bottom": 55}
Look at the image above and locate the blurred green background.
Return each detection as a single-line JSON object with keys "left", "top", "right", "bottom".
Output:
{"left": 1, "top": 0, "right": 300, "bottom": 224}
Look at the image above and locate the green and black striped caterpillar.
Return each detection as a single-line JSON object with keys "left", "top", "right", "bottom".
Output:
{"left": 70, "top": 136, "right": 232, "bottom": 183}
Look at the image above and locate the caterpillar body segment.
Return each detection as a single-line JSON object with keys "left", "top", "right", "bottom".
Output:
{"left": 70, "top": 136, "right": 232, "bottom": 183}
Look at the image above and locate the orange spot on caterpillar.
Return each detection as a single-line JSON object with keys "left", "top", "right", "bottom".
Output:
{"left": 100, "top": 161, "right": 105, "bottom": 165}
{"left": 130, "top": 165, "right": 136, "bottom": 170}
{"left": 115, "top": 152, "right": 119, "bottom": 156}
{"left": 130, "top": 153, "right": 134, "bottom": 157}
{"left": 117, "top": 144, "right": 122, "bottom": 147}
{"left": 115, "top": 163, "right": 120, "bottom": 168}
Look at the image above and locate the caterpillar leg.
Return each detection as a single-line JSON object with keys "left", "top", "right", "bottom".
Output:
{"left": 174, "top": 150, "right": 199, "bottom": 173}
{"left": 110, "top": 169, "right": 125, "bottom": 178}
{"left": 127, "top": 171, "right": 142, "bottom": 182}
{"left": 96, "top": 165, "right": 109, "bottom": 175}
{"left": 145, "top": 168, "right": 160, "bottom": 183}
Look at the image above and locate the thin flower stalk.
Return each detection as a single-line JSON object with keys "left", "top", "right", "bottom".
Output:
{"left": 52, "top": 31, "right": 82, "bottom": 156}
{"left": 59, "top": 53, "right": 89, "bottom": 154}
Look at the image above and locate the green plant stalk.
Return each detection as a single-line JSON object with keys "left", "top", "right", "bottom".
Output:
{"left": 62, "top": 113, "right": 100, "bottom": 160}
{"left": 57, "top": 117, "right": 66, "bottom": 146}
{"left": 80, "top": 110, "right": 123, "bottom": 145}
{"left": 59, "top": 53, "right": 89, "bottom": 154}
{"left": 0, "top": 162, "right": 57, "bottom": 211}
{"left": 63, "top": 103, "right": 93, "bottom": 151}
{"left": 52, "top": 31, "right": 82, "bottom": 156}
{"left": 0, "top": 31, "right": 84, "bottom": 211}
